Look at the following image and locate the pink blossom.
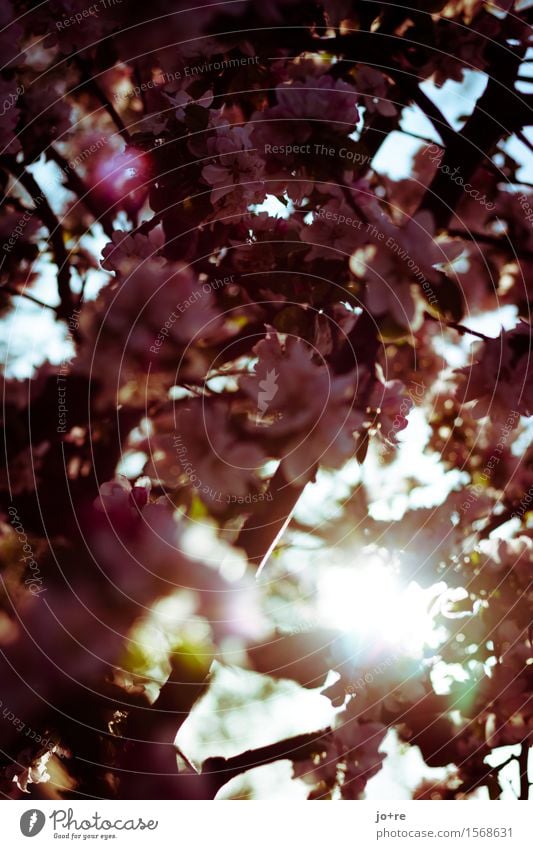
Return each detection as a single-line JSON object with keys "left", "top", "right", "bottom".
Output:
{"left": 253, "top": 74, "right": 359, "bottom": 148}
{"left": 304, "top": 198, "right": 368, "bottom": 262}
{"left": 356, "top": 66, "right": 397, "bottom": 117}
{"left": 350, "top": 211, "right": 463, "bottom": 328}
{"left": 456, "top": 322, "right": 533, "bottom": 424}
{"left": 369, "top": 377, "right": 415, "bottom": 444}
{"left": 145, "top": 401, "right": 267, "bottom": 511}
{"left": 202, "top": 123, "right": 265, "bottom": 208}
{"left": 240, "top": 329, "right": 366, "bottom": 484}
{"left": 273, "top": 75, "right": 359, "bottom": 128}
{"left": 101, "top": 227, "right": 165, "bottom": 274}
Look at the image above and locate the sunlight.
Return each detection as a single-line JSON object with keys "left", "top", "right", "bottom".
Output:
{"left": 317, "top": 553, "right": 445, "bottom": 655}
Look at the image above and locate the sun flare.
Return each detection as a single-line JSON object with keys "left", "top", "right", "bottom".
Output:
{"left": 317, "top": 554, "right": 445, "bottom": 655}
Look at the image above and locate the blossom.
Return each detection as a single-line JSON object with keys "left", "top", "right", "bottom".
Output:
{"left": 350, "top": 211, "right": 464, "bottom": 328}
{"left": 253, "top": 74, "right": 359, "bottom": 149}
{"left": 304, "top": 198, "right": 367, "bottom": 262}
{"left": 92, "top": 476, "right": 260, "bottom": 644}
{"left": 272, "top": 75, "right": 359, "bottom": 131}
{"left": 240, "top": 328, "right": 366, "bottom": 484}
{"left": 202, "top": 123, "right": 265, "bottom": 208}
{"left": 101, "top": 227, "right": 165, "bottom": 274}
{"left": 368, "top": 377, "right": 415, "bottom": 444}
{"left": 94, "top": 474, "right": 151, "bottom": 527}
{"left": 91, "top": 258, "right": 224, "bottom": 355}
{"left": 456, "top": 321, "right": 533, "bottom": 423}
{"left": 355, "top": 66, "right": 397, "bottom": 117}
{"left": 293, "top": 720, "right": 387, "bottom": 799}
{"left": 92, "top": 475, "right": 197, "bottom": 601}
{"left": 168, "top": 88, "right": 213, "bottom": 122}
{"left": 352, "top": 242, "right": 422, "bottom": 328}
{"left": 144, "top": 401, "right": 267, "bottom": 511}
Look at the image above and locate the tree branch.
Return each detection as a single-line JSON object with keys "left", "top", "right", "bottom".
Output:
{"left": 518, "top": 741, "right": 530, "bottom": 801}
{"left": 236, "top": 463, "right": 312, "bottom": 572}
{"left": 2, "top": 157, "right": 75, "bottom": 319}
{"left": 424, "top": 312, "right": 492, "bottom": 342}
{"left": 74, "top": 56, "right": 131, "bottom": 144}
{"left": 47, "top": 146, "right": 115, "bottom": 238}
{"left": 418, "top": 33, "right": 527, "bottom": 228}
{"left": 0, "top": 284, "right": 60, "bottom": 313}
{"left": 202, "top": 726, "right": 331, "bottom": 793}
{"left": 448, "top": 228, "right": 533, "bottom": 260}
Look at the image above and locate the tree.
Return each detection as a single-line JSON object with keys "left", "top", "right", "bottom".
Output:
{"left": 0, "top": 0, "right": 531, "bottom": 801}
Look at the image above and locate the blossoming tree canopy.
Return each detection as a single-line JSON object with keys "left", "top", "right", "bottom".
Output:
{"left": 0, "top": 0, "right": 532, "bottom": 801}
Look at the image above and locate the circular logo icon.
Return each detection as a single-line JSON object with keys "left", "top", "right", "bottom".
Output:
{"left": 20, "top": 810, "right": 46, "bottom": 837}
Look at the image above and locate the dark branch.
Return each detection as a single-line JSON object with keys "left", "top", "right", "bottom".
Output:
{"left": 202, "top": 726, "right": 331, "bottom": 793}
{"left": 518, "top": 742, "right": 531, "bottom": 801}
{"left": 47, "top": 146, "right": 115, "bottom": 238}
{"left": 74, "top": 56, "right": 131, "bottom": 144}
{"left": 2, "top": 157, "right": 75, "bottom": 319}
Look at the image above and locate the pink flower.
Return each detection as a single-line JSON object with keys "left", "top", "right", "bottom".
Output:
{"left": 94, "top": 475, "right": 151, "bottom": 528}
{"left": 350, "top": 211, "right": 463, "bottom": 328}
{"left": 98, "top": 259, "right": 224, "bottom": 352}
{"left": 356, "top": 66, "right": 397, "bottom": 117}
{"left": 202, "top": 123, "right": 265, "bottom": 208}
{"left": 240, "top": 329, "right": 366, "bottom": 484}
{"left": 456, "top": 321, "right": 533, "bottom": 423}
{"left": 369, "top": 377, "right": 415, "bottom": 444}
{"left": 304, "top": 198, "right": 367, "bottom": 262}
{"left": 351, "top": 242, "right": 422, "bottom": 328}
{"left": 101, "top": 227, "right": 165, "bottom": 274}
{"left": 169, "top": 88, "right": 213, "bottom": 122}
{"left": 274, "top": 75, "right": 359, "bottom": 128}
{"left": 144, "top": 401, "right": 267, "bottom": 511}
{"left": 253, "top": 74, "right": 359, "bottom": 148}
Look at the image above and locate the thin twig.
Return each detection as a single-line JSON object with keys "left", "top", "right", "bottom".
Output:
{"left": 409, "top": 87, "right": 456, "bottom": 148}
{"left": 74, "top": 56, "right": 131, "bottom": 144}
{"left": 1, "top": 284, "right": 59, "bottom": 312}
{"left": 400, "top": 130, "right": 444, "bottom": 148}
{"left": 424, "top": 312, "right": 492, "bottom": 341}
{"left": 448, "top": 228, "right": 533, "bottom": 261}
{"left": 516, "top": 129, "right": 533, "bottom": 154}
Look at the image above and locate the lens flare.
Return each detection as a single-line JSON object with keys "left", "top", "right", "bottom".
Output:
{"left": 317, "top": 554, "right": 444, "bottom": 655}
